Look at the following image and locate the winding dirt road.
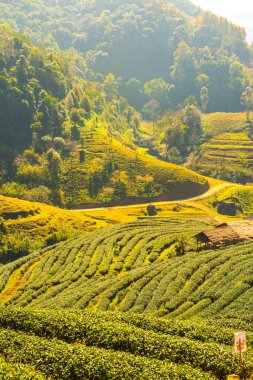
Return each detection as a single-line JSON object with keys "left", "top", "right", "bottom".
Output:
{"left": 72, "top": 183, "right": 235, "bottom": 212}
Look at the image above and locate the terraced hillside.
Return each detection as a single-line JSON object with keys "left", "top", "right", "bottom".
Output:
{"left": 195, "top": 113, "right": 253, "bottom": 182}
{"left": 1, "top": 217, "right": 253, "bottom": 319}
{"left": 0, "top": 307, "right": 253, "bottom": 380}
{"left": 0, "top": 195, "right": 99, "bottom": 259}
{"left": 202, "top": 113, "right": 246, "bottom": 137}
{"left": 62, "top": 124, "right": 208, "bottom": 207}
{"left": 208, "top": 185, "right": 253, "bottom": 216}
{"left": 199, "top": 131, "right": 253, "bottom": 167}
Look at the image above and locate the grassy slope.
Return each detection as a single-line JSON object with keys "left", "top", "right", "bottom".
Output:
{"left": 0, "top": 195, "right": 102, "bottom": 253}
{"left": 62, "top": 124, "right": 208, "bottom": 207}
{"left": 202, "top": 113, "right": 246, "bottom": 137}
{"left": 207, "top": 185, "right": 253, "bottom": 215}
{"left": 197, "top": 112, "right": 253, "bottom": 172}
{"left": 2, "top": 181, "right": 252, "bottom": 251}
{"left": 141, "top": 113, "right": 252, "bottom": 182}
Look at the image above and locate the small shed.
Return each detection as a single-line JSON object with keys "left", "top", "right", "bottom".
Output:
{"left": 195, "top": 221, "right": 253, "bottom": 249}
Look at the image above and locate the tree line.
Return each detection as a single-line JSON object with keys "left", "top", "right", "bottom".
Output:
{"left": 0, "top": 0, "right": 251, "bottom": 114}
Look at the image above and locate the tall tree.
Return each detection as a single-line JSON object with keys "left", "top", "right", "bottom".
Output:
{"left": 144, "top": 78, "right": 171, "bottom": 111}
{"left": 142, "top": 99, "right": 161, "bottom": 130}
{"left": 241, "top": 86, "right": 253, "bottom": 122}
{"left": 200, "top": 87, "right": 209, "bottom": 113}
{"left": 171, "top": 41, "right": 196, "bottom": 105}
{"left": 47, "top": 148, "right": 63, "bottom": 205}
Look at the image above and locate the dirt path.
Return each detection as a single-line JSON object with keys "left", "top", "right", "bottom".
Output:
{"left": 72, "top": 183, "right": 235, "bottom": 213}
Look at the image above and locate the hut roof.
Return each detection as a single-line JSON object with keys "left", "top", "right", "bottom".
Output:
{"left": 196, "top": 226, "right": 239, "bottom": 244}
{"left": 217, "top": 222, "right": 253, "bottom": 239}
{"left": 196, "top": 221, "right": 253, "bottom": 244}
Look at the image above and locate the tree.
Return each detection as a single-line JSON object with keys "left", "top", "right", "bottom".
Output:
{"left": 70, "top": 108, "right": 86, "bottom": 125}
{"left": 136, "top": 174, "right": 154, "bottom": 197}
{"left": 147, "top": 205, "right": 157, "bottom": 216}
{"left": 142, "top": 99, "right": 161, "bottom": 130}
{"left": 0, "top": 217, "right": 7, "bottom": 247}
{"left": 196, "top": 73, "right": 210, "bottom": 88}
{"left": 200, "top": 87, "right": 209, "bottom": 113}
{"left": 71, "top": 126, "right": 80, "bottom": 141}
{"left": 113, "top": 181, "right": 127, "bottom": 198}
{"left": 15, "top": 55, "right": 29, "bottom": 85}
{"left": 144, "top": 78, "right": 171, "bottom": 111}
{"left": 46, "top": 148, "right": 63, "bottom": 205}
{"left": 241, "top": 86, "right": 253, "bottom": 122}
{"left": 181, "top": 104, "right": 202, "bottom": 151}
{"left": 103, "top": 73, "right": 118, "bottom": 102}
{"left": 171, "top": 41, "right": 196, "bottom": 105}
{"left": 121, "top": 78, "right": 143, "bottom": 110}
{"left": 167, "top": 147, "right": 183, "bottom": 164}
{"left": 181, "top": 104, "right": 201, "bottom": 129}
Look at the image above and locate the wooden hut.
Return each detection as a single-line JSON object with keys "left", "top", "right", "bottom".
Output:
{"left": 195, "top": 221, "right": 253, "bottom": 249}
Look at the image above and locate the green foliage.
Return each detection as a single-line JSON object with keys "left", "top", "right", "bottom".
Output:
{"left": 193, "top": 113, "right": 253, "bottom": 183}
{"left": 200, "top": 86, "right": 209, "bottom": 113}
{"left": 0, "top": 307, "right": 247, "bottom": 379}
{"left": 241, "top": 85, "right": 253, "bottom": 121}
{"left": 0, "top": 194, "right": 95, "bottom": 262}
{"left": 0, "top": 3, "right": 251, "bottom": 206}
{"left": 0, "top": 326, "right": 217, "bottom": 380}
{"left": 0, "top": 0, "right": 250, "bottom": 113}
{"left": 1, "top": 215, "right": 253, "bottom": 324}
{"left": 0, "top": 218, "right": 214, "bottom": 309}
{"left": 156, "top": 104, "right": 203, "bottom": 161}
{"left": 0, "top": 356, "right": 47, "bottom": 380}
{"left": 142, "top": 99, "right": 161, "bottom": 122}
{"left": 144, "top": 78, "right": 171, "bottom": 112}
{"left": 0, "top": 218, "right": 7, "bottom": 237}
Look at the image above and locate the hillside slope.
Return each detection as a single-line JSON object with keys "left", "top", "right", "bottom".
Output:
{"left": 0, "top": 25, "right": 210, "bottom": 208}
{"left": 195, "top": 113, "right": 253, "bottom": 182}
{"left": 1, "top": 217, "right": 253, "bottom": 319}
{"left": 0, "top": 195, "right": 98, "bottom": 260}
{"left": 62, "top": 124, "right": 209, "bottom": 207}
{"left": 0, "top": 0, "right": 250, "bottom": 112}
{"left": 0, "top": 307, "right": 253, "bottom": 379}
{"left": 151, "top": 112, "right": 253, "bottom": 184}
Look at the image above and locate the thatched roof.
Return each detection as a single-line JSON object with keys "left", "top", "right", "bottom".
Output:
{"left": 196, "top": 221, "right": 253, "bottom": 244}
{"left": 218, "top": 222, "right": 253, "bottom": 240}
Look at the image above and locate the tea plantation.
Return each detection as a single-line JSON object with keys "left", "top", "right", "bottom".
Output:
{"left": 0, "top": 307, "right": 253, "bottom": 379}
{"left": 1, "top": 217, "right": 253, "bottom": 317}
{"left": 1, "top": 217, "right": 253, "bottom": 378}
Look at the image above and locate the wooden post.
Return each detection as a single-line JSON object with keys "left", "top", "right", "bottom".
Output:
{"left": 239, "top": 339, "right": 243, "bottom": 374}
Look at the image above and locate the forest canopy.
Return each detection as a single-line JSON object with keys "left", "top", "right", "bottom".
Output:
{"left": 0, "top": 0, "right": 251, "bottom": 112}
{"left": 0, "top": 0, "right": 253, "bottom": 206}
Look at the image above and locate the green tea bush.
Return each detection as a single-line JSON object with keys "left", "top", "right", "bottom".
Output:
{"left": 0, "top": 308, "right": 249, "bottom": 379}
{"left": 0, "top": 327, "right": 217, "bottom": 380}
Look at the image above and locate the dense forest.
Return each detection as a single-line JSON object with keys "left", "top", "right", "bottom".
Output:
{"left": 0, "top": 0, "right": 251, "bottom": 113}
{"left": 0, "top": 0, "right": 253, "bottom": 206}
{"left": 0, "top": 24, "right": 143, "bottom": 205}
